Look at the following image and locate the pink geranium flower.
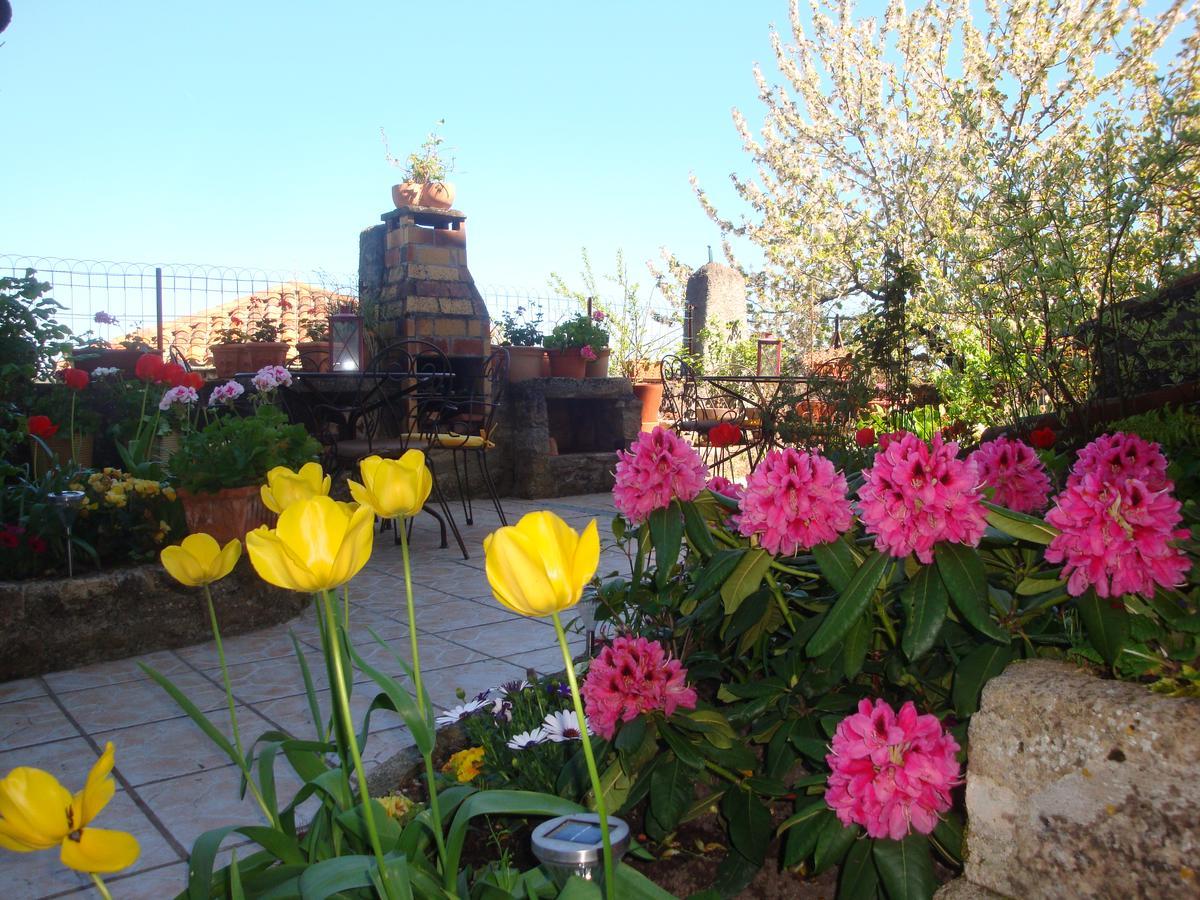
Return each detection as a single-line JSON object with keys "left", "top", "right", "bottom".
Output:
{"left": 857, "top": 432, "right": 987, "bottom": 564}
{"left": 158, "top": 385, "right": 198, "bottom": 411}
{"left": 581, "top": 635, "right": 697, "bottom": 740}
{"left": 612, "top": 425, "right": 708, "bottom": 524}
{"left": 825, "top": 698, "right": 961, "bottom": 840}
{"left": 734, "top": 448, "right": 853, "bottom": 555}
{"left": 968, "top": 436, "right": 1052, "bottom": 513}
{"left": 1068, "top": 432, "right": 1169, "bottom": 492}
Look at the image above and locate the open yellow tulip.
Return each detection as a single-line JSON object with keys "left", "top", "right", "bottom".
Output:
{"left": 260, "top": 462, "right": 331, "bottom": 514}
{"left": 0, "top": 742, "right": 139, "bottom": 873}
{"left": 160, "top": 533, "right": 241, "bottom": 587}
{"left": 483, "top": 511, "right": 599, "bottom": 617}
{"left": 348, "top": 452, "right": 432, "bottom": 519}
{"left": 246, "top": 495, "right": 375, "bottom": 592}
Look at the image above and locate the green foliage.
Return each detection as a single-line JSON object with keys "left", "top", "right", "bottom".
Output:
{"left": 169, "top": 405, "right": 319, "bottom": 493}
{"left": 495, "top": 305, "right": 545, "bottom": 347}
{"left": 0, "top": 270, "right": 72, "bottom": 399}
{"left": 543, "top": 313, "right": 609, "bottom": 352}
{"left": 383, "top": 119, "right": 454, "bottom": 183}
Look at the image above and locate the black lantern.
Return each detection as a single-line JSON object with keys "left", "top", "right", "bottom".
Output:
{"left": 330, "top": 311, "right": 365, "bottom": 371}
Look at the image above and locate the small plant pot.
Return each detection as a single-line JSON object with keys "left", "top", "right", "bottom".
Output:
{"left": 585, "top": 348, "right": 611, "bottom": 378}
{"left": 632, "top": 380, "right": 664, "bottom": 432}
{"left": 243, "top": 342, "right": 289, "bottom": 372}
{"left": 507, "top": 346, "right": 545, "bottom": 382}
{"left": 178, "top": 484, "right": 276, "bottom": 545}
{"left": 210, "top": 344, "right": 244, "bottom": 379}
{"left": 419, "top": 181, "right": 455, "bottom": 209}
{"left": 547, "top": 348, "right": 588, "bottom": 378}
{"left": 392, "top": 182, "right": 422, "bottom": 207}
{"left": 295, "top": 341, "right": 331, "bottom": 372}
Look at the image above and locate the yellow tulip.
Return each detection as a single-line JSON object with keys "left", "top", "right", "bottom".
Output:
{"left": 0, "top": 742, "right": 139, "bottom": 873}
{"left": 246, "top": 495, "right": 375, "bottom": 592}
{"left": 260, "top": 462, "right": 331, "bottom": 514}
{"left": 483, "top": 512, "right": 599, "bottom": 617}
{"left": 160, "top": 533, "right": 241, "bottom": 587}
{"left": 348, "top": 452, "right": 432, "bottom": 519}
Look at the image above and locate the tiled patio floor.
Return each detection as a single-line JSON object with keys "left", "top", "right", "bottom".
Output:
{"left": 0, "top": 493, "right": 625, "bottom": 900}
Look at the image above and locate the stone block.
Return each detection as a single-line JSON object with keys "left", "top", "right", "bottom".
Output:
{"left": 448, "top": 248, "right": 467, "bottom": 266}
{"left": 934, "top": 880, "right": 1007, "bottom": 900}
{"left": 685, "top": 262, "right": 747, "bottom": 358}
{"left": 450, "top": 337, "right": 484, "bottom": 357}
{"left": 405, "top": 296, "right": 440, "bottom": 314}
{"left": 433, "top": 318, "right": 467, "bottom": 337}
{"left": 384, "top": 247, "right": 401, "bottom": 268}
{"left": 413, "top": 246, "right": 452, "bottom": 265}
{"left": 963, "top": 659, "right": 1200, "bottom": 899}
{"left": 441, "top": 298, "right": 475, "bottom": 316}
{"left": 434, "top": 228, "right": 466, "bottom": 247}
{"left": 410, "top": 264, "right": 458, "bottom": 281}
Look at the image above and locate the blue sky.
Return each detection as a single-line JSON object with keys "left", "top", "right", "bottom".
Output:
{"left": 0, "top": 1, "right": 788, "bottom": 295}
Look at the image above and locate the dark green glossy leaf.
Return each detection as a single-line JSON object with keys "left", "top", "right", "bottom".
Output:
{"left": 843, "top": 610, "right": 872, "bottom": 679}
{"left": 1075, "top": 590, "right": 1130, "bottom": 666}
{"left": 901, "top": 565, "right": 948, "bottom": 661}
{"left": 681, "top": 499, "right": 717, "bottom": 557}
{"left": 936, "top": 542, "right": 1009, "bottom": 643}
{"left": 650, "top": 756, "right": 693, "bottom": 835}
{"left": 952, "top": 642, "right": 1016, "bottom": 717}
{"left": 808, "top": 551, "right": 890, "bottom": 657}
{"left": 983, "top": 500, "right": 1058, "bottom": 545}
{"left": 779, "top": 802, "right": 831, "bottom": 867}
{"left": 721, "top": 548, "right": 772, "bottom": 615}
{"left": 813, "top": 817, "right": 860, "bottom": 874}
{"left": 721, "top": 788, "right": 772, "bottom": 866}
{"left": 839, "top": 835, "right": 881, "bottom": 900}
{"left": 649, "top": 503, "right": 685, "bottom": 589}
{"left": 813, "top": 537, "right": 859, "bottom": 592}
{"left": 872, "top": 833, "right": 935, "bottom": 900}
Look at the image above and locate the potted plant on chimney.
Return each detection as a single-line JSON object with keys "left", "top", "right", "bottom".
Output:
{"left": 543, "top": 312, "right": 609, "bottom": 379}
{"left": 496, "top": 305, "right": 545, "bottom": 382}
{"left": 383, "top": 120, "right": 456, "bottom": 210}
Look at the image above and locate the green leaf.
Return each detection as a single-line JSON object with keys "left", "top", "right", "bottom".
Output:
{"left": 721, "top": 788, "right": 773, "bottom": 866}
{"left": 901, "top": 565, "right": 948, "bottom": 661}
{"left": 612, "top": 864, "right": 678, "bottom": 899}
{"left": 649, "top": 756, "right": 694, "bottom": 835}
{"left": 779, "top": 802, "right": 831, "bottom": 867}
{"left": 872, "top": 834, "right": 935, "bottom": 900}
{"left": 952, "top": 642, "right": 1016, "bottom": 717}
{"left": 1075, "top": 590, "right": 1130, "bottom": 666}
{"left": 444, "top": 790, "right": 584, "bottom": 878}
{"left": 1015, "top": 574, "right": 1065, "bottom": 596}
{"left": 659, "top": 722, "right": 704, "bottom": 769}
{"left": 721, "top": 548, "right": 772, "bottom": 616}
{"left": 138, "top": 663, "right": 239, "bottom": 765}
{"left": 813, "top": 817, "right": 860, "bottom": 874}
{"left": 843, "top": 611, "right": 872, "bottom": 679}
{"left": 936, "top": 543, "right": 1009, "bottom": 644}
{"left": 813, "top": 537, "right": 860, "bottom": 592}
{"left": 685, "top": 549, "right": 745, "bottom": 605}
{"left": 649, "top": 503, "right": 685, "bottom": 589}
{"left": 984, "top": 500, "right": 1058, "bottom": 545}
{"left": 296, "top": 855, "right": 380, "bottom": 898}
{"left": 839, "top": 835, "right": 881, "bottom": 900}
{"left": 681, "top": 499, "right": 717, "bottom": 557}
{"left": 289, "top": 631, "right": 326, "bottom": 741}
{"left": 930, "top": 811, "right": 964, "bottom": 865}
{"left": 807, "top": 551, "right": 890, "bottom": 657}
{"left": 350, "top": 635, "right": 433, "bottom": 755}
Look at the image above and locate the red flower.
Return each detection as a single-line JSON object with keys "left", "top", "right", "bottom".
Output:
{"left": 27, "top": 536, "right": 47, "bottom": 554}
{"left": 182, "top": 371, "right": 204, "bottom": 390}
{"left": 708, "top": 421, "right": 742, "bottom": 448}
{"left": 854, "top": 427, "right": 876, "bottom": 448}
{"left": 135, "top": 354, "right": 165, "bottom": 382}
{"left": 158, "top": 362, "right": 186, "bottom": 387}
{"left": 62, "top": 368, "right": 89, "bottom": 390}
{"left": 0, "top": 528, "right": 18, "bottom": 549}
{"left": 26, "top": 415, "right": 59, "bottom": 438}
{"left": 1029, "top": 427, "right": 1056, "bottom": 450}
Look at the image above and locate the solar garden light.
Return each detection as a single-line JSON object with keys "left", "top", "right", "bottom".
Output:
{"left": 531, "top": 813, "right": 630, "bottom": 890}
{"left": 47, "top": 490, "right": 86, "bottom": 577}
{"left": 330, "top": 309, "right": 365, "bottom": 371}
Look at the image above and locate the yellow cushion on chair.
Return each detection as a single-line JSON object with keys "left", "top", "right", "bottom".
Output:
{"left": 408, "top": 431, "right": 495, "bottom": 450}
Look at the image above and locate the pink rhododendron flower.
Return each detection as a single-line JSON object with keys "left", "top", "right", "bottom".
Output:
{"left": 968, "top": 436, "right": 1051, "bottom": 513}
{"left": 612, "top": 425, "right": 707, "bottom": 524}
{"left": 158, "top": 386, "right": 198, "bottom": 411}
{"left": 1045, "top": 469, "right": 1190, "bottom": 598}
{"left": 706, "top": 475, "right": 744, "bottom": 501}
{"left": 734, "top": 448, "right": 853, "bottom": 555}
{"left": 857, "top": 432, "right": 987, "bottom": 564}
{"left": 825, "top": 699, "right": 961, "bottom": 840}
{"left": 582, "top": 635, "right": 697, "bottom": 739}
{"left": 1068, "top": 432, "right": 1169, "bottom": 492}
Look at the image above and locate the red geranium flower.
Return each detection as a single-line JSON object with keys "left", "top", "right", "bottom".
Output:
{"left": 0, "top": 528, "right": 18, "bottom": 549}
{"left": 26, "top": 415, "right": 59, "bottom": 439}
{"left": 854, "top": 426, "right": 876, "bottom": 448}
{"left": 158, "top": 362, "right": 186, "bottom": 387}
{"left": 135, "top": 354, "right": 165, "bottom": 382}
{"left": 62, "top": 368, "right": 89, "bottom": 390}
{"left": 708, "top": 421, "right": 741, "bottom": 448}
{"left": 182, "top": 371, "right": 204, "bottom": 390}
{"left": 1029, "top": 426, "right": 1056, "bottom": 450}
{"left": 28, "top": 536, "right": 48, "bottom": 554}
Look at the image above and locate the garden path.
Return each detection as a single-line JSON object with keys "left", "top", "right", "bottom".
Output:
{"left": 0, "top": 493, "right": 623, "bottom": 900}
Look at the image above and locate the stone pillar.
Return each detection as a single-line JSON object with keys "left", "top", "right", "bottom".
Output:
{"left": 684, "top": 262, "right": 747, "bottom": 360}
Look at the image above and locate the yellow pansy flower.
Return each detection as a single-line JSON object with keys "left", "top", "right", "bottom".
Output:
{"left": 483, "top": 511, "right": 599, "bottom": 617}
{"left": 348, "top": 452, "right": 432, "bottom": 519}
{"left": 246, "top": 495, "right": 374, "bottom": 593}
{"left": 260, "top": 462, "right": 331, "bottom": 514}
{"left": 441, "top": 747, "right": 484, "bottom": 783}
{"left": 0, "top": 742, "right": 140, "bottom": 873}
{"left": 160, "top": 533, "right": 242, "bottom": 587}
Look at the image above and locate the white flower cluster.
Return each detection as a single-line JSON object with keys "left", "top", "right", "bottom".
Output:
{"left": 506, "top": 710, "right": 590, "bottom": 750}
{"left": 435, "top": 681, "right": 531, "bottom": 728}
{"left": 158, "top": 386, "right": 198, "bottom": 411}
{"left": 91, "top": 367, "right": 122, "bottom": 379}
{"left": 208, "top": 380, "right": 245, "bottom": 407}
{"left": 252, "top": 365, "right": 292, "bottom": 392}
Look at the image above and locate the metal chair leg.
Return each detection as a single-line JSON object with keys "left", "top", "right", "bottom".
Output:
{"left": 449, "top": 448, "right": 473, "bottom": 526}
{"left": 477, "top": 451, "right": 507, "bottom": 526}
{"left": 427, "top": 458, "right": 469, "bottom": 560}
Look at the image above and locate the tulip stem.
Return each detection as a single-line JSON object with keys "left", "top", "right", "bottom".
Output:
{"left": 321, "top": 590, "right": 396, "bottom": 900}
{"left": 89, "top": 874, "right": 114, "bottom": 900}
{"left": 551, "top": 611, "right": 615, "bottom": 899}
{"left": 398, "top": 525, "right": 450, "bottom": 883}
{"left": 204, "top": 584, "right": 276, "bottom": 827}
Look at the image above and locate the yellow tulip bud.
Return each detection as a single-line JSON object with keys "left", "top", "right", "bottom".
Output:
{"left": 160, "top": 533, "right": 242, "bottom": 587}
{"left": 483, "top": 511, "right": 599, "bottom": 617}
{"left": 260, "top": 462, "right": 331, "bottom": 514}
{"left": 246, "top": 495, "right": 375, "bottom": 593}
{"left": 348, "top": 451, "right": 433, "bottom": 519}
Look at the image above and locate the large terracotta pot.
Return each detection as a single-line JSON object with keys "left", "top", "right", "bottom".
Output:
{"left": 74, "top": 348, "right": 157, "bottom": 376}
{"left": 30, "top": 434, "right": 94, "bottom": 476}
{"left": 632, "top": 381, "right": 664, "bottom": 432}
{"left": 420, "top": 181, "right": 455, "bottom": 209}
{"left": 392, "top": 182, "right": 421, "bottom": 207}
{"left": 210, "top": 344, "right": 243, "bottom": 379}
{"left": 178, "top": 484, "right": 275, "bottom": 545}
{"left": 547, "top": 348, "right": 588, "bottom": 378}
{"left": 507, "top": 346, "right": 545, "bottom": 382}
{"left": 585, "top": 348, "right": 611, "bottom": 378}
{"left": 295, "top": 341, "right": 331, "bottom": 372}
{"left": 211, "top": 342, "right": 289, "bottom": 378}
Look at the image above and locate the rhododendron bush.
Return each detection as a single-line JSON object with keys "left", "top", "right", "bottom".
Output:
{"left": 595, "top": 424, "right": 1198, "bottom": 899}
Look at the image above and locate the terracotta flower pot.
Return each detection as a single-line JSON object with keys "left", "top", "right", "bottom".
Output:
{"left": 74, "top": 348, "right": 156, "bottom": 376}
{"left": 210, "top": 344, "right": 243, "bottom": 379}
{"left": 420, "top": 181, "right": 455, "bottom": 210}
{"left": 507, "top": 346, "right": 545, "bottom": 382}
{"left": 392, "top": 182, "right": 422, "bottom": 207}
{"left": 547, "top": 348, "right": 588, "bottom": 378}
{"left": 178, "top": 484, "right": 276, "bottom": 545}
{"left": 632, "top": 381, "right": 664, "bottom": 432}
{"left": 295, "top": 341, "right": 331, "bottom": 372}
{"left": 585, "top": 348, "right": 611, "bottom": 378}
{"left": 243, "top": 342, "right": 289, "bottom": 372}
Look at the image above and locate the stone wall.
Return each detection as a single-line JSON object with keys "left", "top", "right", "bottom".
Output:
{"left": 936, "top": 659, "right": 1200, "bottom": 899}
{"left": 0, "top": 560, "right": 307, "bottom": 679}
{"left": 684, "top": 262, "right": 747, "bottom": 359}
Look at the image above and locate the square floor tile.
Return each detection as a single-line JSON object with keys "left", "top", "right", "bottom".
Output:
{"left": 57, "top": 669, "right": 228, "bottom": 734}
{"left": 438, "top": 618, "right": 559, "bottom": 658}
{"left": 420, "top": 658, "right": 529, "bottom": 709}
{"left": 41, "top": 649, "right": 192, "bottom": 695}
{"left": 407, "top": 597, "right": 519, "bottom": 634}
{"left": 0, "top": 677, "right": 47, "bottom": 705}
{"left": 0, "top": 696, "right": 79, "bottom": 750}
{"left": 176, "top": 623, "right": 306, "bottom": 670}
{"left": 0, "top": 735, "right": 98, "bottom": 782}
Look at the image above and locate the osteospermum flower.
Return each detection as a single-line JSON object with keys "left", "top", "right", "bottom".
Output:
{"left": 581, "top": 636, "right": 697, "bottom": 740}
{"left": 434, "top": 699, "right": 488, "bottom": 727}
{"left": 612, "top": 426, "right": 708, "bottom": 524}
{"left": 825, "top": 699, "right": 960, "bottom": 840}
{"left": 734, "top": 448, "right": 853, "bottom": 555}
{"left": 1068, "top": 432, "right": 1169, "bottom": 492}
{"left": 968, "top": 436, "right": 1052, "bottom": 513}
{"left": 857, "top": 432, "right": 987, "bottom": 564}
{"left": 506, "top": 729, "right": 547, "bottom": 751}
{"left": 1045, "top": 469, "right": 1190, "bottom": 598}
{"left": 539, "top": 710, "right": 589, "bottom": 742}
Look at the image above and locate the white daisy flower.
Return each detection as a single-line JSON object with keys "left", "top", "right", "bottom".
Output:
{"left": 539, "top": 710, "right": 589, "bottom": 743}
{"left": 435, "top": 698, "right": 487, "bottom": 726}
{"left": 506, "top": 729, "right": 546, "bottom": 750}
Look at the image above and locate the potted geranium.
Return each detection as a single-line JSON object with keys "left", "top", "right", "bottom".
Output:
{"left": 209, "top": 296, "right": 289, "bottom": 377}
{"left": 496, "top": 305, "right": 545, "bottom": 382}
{"left": 543, "top": 312, "right": 609, "bottom": 378}
{"left": 384, "top": 120, "right": 456, "bottom": 210}
{"left": 295, "top": 315, "right": 331, "bottom": 372}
